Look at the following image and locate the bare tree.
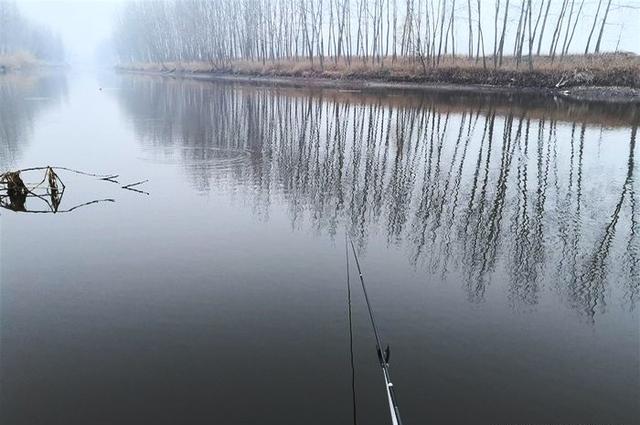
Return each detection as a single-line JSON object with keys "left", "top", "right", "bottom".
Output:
{"left": 110, "top": 0, "right": 626, "bottom": 72}
{"left": 594, "top": 0, "right": 612, "bottom": 53}
{"left": 527, "top": 0, "right": 533, "bottom": 69}
{"left": 475, "top": 0, "right": 486, "bottom": 68}
{"left": 584, "top": 0, "right": 603, "bottom": 54}
{"left": 493, "top": 0, "right": 501, "bottom": 68}
{"left": 497, "top": 0, "right": 510, "bottom": 67}
{"left": 561, "top": 0, "right": 584, "bottom": 57}
{"left": 549, "top": 0, "right": 569, "bottom": 60}
{"left": 467, "top": 0, "right": 473, "bottom": 59}
{"left": 536, "top": 0, "right": 552, "bottom": 56}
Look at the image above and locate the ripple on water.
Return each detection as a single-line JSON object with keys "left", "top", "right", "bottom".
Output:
{"left": 139, "top": 145, "right": 253, "bottom": 172}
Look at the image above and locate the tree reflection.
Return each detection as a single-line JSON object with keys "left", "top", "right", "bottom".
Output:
{"left": 117, "top": 76, "right": 640, "bottom": 319}
{"left": 0, "top": 73, "right": 68, "bottom": 169}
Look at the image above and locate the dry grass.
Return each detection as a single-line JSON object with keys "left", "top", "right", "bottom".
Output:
{"left": 119, "top": 53, "right": 640, "bottom": 89}
{"left": 0, "top": 51, "right": 40, "bottom": 71}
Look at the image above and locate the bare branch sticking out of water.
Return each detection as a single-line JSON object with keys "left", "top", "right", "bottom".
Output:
{"left": 121, "top": 179, "right": 149, "bottom": 195}
{"left": 0, "top": 166, "right": 147, "bottom": 213}
{"left": 0, "top": 198, "right": 116, "bottom": 214}
{"left": 121, "top": 187, "right": 149, "bottom": 195}
{"left": 121, "top": 179, "right": 148, "bottom": 188}
{"left": 100, "top": 175, "right": 120, "bottom": 184}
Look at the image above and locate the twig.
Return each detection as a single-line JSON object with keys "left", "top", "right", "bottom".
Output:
{"left": 0, "top": 197, "right": 115, "bottom": 214}
{"left": 100, "top": 175, "right": 120, "bottom": 184}
{"left": 121, "top": 186, "right": 149, "bottom": 195}
{"left": 10, "top": 166, "right": 115, "bottom": 178}
{"left": 122, "top": 179, "right": 148, "bottom": 189}
{"left": 555, "top": 75, "right": 568, "bottom": 88}
{"left": 64, "top": 198, "right": 116, "bottom": 212}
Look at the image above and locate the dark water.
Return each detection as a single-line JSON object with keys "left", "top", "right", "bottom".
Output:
{"left": 1, "top": 72, "right": 638, "bottom": 425}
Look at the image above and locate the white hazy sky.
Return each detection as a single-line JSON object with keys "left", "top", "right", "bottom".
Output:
{"left": 14, "top": 0, "right": 640, "bottom": 66}
{"left": 16, "top": 0, "right": 126, "bottom": 65}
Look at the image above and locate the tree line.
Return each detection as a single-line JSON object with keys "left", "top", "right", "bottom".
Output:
{"left": 0, "top": 0, "right": 65, "bottom": 63}
{"left": 114, "top": 0, "right": 623, "bottom": 70}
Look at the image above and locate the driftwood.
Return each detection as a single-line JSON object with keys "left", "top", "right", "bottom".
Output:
{"left": 0, "top": 166, "right": 147, "bottom": 213}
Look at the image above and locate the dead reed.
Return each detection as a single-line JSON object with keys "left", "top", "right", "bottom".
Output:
{"left": 119, "top": 53, "right": 640, "bottom": 89}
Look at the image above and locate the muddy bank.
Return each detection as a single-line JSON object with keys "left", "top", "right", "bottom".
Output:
{"left": 116, "top": 68, "right": 640, "bottom": 105}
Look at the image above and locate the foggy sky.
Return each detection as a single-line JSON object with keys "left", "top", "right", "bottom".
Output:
{"left": 16, "top": 0, "right": 125, "bottom": 66}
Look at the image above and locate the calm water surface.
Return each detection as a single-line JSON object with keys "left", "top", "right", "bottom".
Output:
{"left": 1, "top": 72, "right": 638, "bottom": 424}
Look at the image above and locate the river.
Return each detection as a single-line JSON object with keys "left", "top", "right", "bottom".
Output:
{"left": 1, "top": 71, "right": 638, "bottom": 424}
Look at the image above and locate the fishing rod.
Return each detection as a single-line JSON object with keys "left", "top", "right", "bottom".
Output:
{"left": 347, "top": 234, "right": 403, "bottom": 425}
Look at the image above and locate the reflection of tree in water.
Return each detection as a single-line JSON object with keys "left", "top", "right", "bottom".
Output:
{"left": 578, "top": 124, "right": 638, "bottom": 317}
{"left": 118, "top": 77, "right": 639, "bottom": 319}
{"left": 0, "top": 74, "right": 68, "bottom": 168}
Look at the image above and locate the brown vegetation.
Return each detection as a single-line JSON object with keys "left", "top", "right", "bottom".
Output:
{"left": 119, "top": 53, "right": 640, "bottom": 90}
{"left": 0, "top": 51, "right": 39, "bottom": 72}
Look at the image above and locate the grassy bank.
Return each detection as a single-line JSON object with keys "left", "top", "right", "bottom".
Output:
{"left": 119, "top": 53, "right": 640, "bottom": 91}
{"left": 0, "top": 52, "right": 66, "bottom": 74}
{"left": 0, "top": 52, "right": 40, "bottom": 72}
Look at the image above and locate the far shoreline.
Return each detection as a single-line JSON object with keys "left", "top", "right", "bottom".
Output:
{"left": 116, "top": 67, "right": 640, "bottom": 105}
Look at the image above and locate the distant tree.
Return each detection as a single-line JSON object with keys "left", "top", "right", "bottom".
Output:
{"left": 0, "top": 0, "right": 65, "bottom": 62}
{"left": 111, "top": 0, "right": 626, "bottom": 70}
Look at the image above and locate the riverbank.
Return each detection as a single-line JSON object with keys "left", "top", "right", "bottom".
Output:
{"left": 0, "top": 52, "right": 40, "bottom": 73}
{"left": 117, "top": 53, "right": 640, "bottom": 104}
{"left": 0, "top": 53, "right": 67, "bottom": 74}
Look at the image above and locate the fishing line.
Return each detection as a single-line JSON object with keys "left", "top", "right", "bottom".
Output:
{"left": 345, "top": 233, "right": 358, "bottom": 425}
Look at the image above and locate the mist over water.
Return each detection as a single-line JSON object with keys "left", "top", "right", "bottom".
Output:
{"left": 0, "top": 72, "right": 637, "bottom": 424}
